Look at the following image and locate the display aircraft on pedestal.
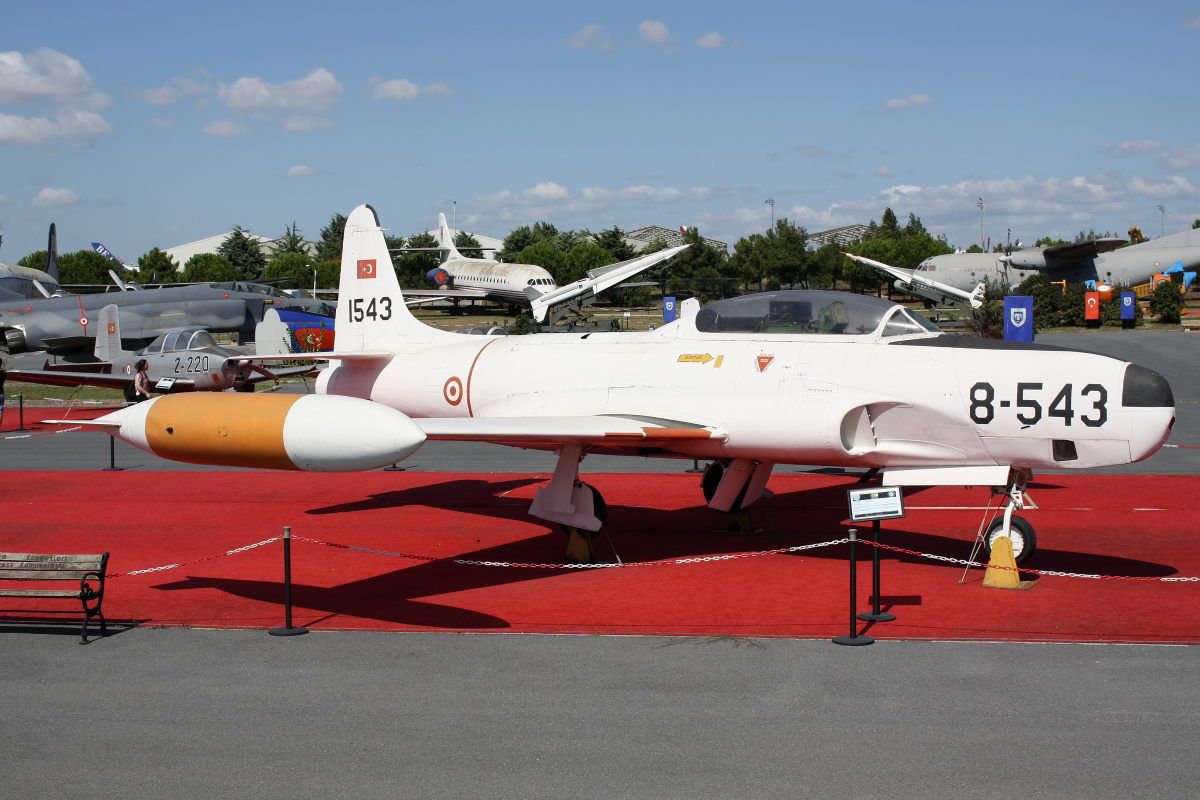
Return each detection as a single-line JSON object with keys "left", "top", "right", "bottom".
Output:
{"left": 76, "top": 205, "right": 1176, "bottom": 565}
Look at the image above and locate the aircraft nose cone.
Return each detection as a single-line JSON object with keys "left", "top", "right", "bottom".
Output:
{"left": 1122, "top": 364, "right": 1174, "bottom": 408}
{"left": 1122, "top": 364, "right": 1176, "bottom": 463}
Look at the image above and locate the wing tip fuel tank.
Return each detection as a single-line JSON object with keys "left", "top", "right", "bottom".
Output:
{"left": 100, "top": 393, "right": 426, "bottom": 471}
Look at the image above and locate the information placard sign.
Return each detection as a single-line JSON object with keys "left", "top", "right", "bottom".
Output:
{"left": 847, "top": 486, "right": 905, "bottom": 522}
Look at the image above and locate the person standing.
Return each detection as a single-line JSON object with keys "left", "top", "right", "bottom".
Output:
{"left": 132, "top": 359, "right": 152, "bottom": 402}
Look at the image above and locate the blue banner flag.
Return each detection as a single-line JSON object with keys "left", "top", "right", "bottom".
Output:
{"left": 1120, "top": 292, "right": 1136, "bottom": 320}
{"left": 663, "top": 296, "right": 677, "bottom": 324}
{"left": 1003, "top": 295, "right": 1034, "bottom": 342}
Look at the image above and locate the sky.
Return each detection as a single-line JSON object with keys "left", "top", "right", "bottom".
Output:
{"left": 1, "top": 0, "right": 1199, "bottom": 264}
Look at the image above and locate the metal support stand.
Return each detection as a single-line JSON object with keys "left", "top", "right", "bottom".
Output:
{"left": 102, "top": 436, "right": 124, "bottom": 471}
{"left": 269, "top": 526, "right": 308, "bottom": 636}
{"left": 833, "top": 529, "right": 874, "bottom": 646}
{"left": 857, "top": 519, "right": 895, "bottom": 623}
{"left": 685, "top": 459, "right": 704, "bottom": 474}
{"left": 383, "top": 463, "right": 410, "bottom": 471}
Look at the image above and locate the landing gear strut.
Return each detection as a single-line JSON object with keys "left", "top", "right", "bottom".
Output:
{"left": 971, "top": 469, "right": 1038, "bottom": 567}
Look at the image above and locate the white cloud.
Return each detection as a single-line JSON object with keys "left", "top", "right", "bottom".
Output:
{"left": 29, "top": 187, "right": 79, "bottom": 208}
{"left": 1183, "top": 15, "right": 1200, "bottom": 30}
{"left": 638, "top": 21, "right": 671, "bottom": 45}
{"left": 1127, "top": 175, "right": 1196, "bottom": 199}
{"left": 367, "top": 77, "right": 458, "bottom": 102}
{"left": 202, "top": 119, "right": 250, "bottom": 138}
{"left": 1157, "top": 145, "right": 1200, "bottom": 171}
{"left": 131, "top": 75, "right": 210, "bottom": 106}
{"left": 568, "top": 23, "right": 615, "bottom": 51}
{"left": 696, "top": 31, "right": 726, "bottom": 48}
{"left": 883, "top": 93, "right": 936, "bottom": 111}
{"left": 149, "top": 117, "right": 173, "bottom": 129}
{"left": 281, "top": 115, "right": 335, "bottom": 131}
{"left": 0, "top": 193, "right": 12, "bottom": 205}
{"left": 218, "top": 68, "right": 342, "bottom": 113}
{"left": 1102, "top": 139, "right": 1167, "bottom": 157}
{"left": 285, "top": 165, "right": 318, "bottom": 177}
{"left": 875, "top": 166, "right": 894, "bottom": 177}
{"left": 0, "top": 108, "right": 115, "bottom": 146}
{"left": 0, "top": 48, "right": 110, "bottom": 110}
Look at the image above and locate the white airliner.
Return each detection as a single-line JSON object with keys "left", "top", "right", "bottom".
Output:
{"left": 401, "top": 213, "right": 558, "bottom": 306}
{"left": 78, "top": 204, "right": 1177, "bottom": 566}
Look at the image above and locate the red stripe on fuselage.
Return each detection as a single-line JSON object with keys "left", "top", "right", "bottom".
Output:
{"left": 465, "top": 338, "right": 502, "bottom": 418}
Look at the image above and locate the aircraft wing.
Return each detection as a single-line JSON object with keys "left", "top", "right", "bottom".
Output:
{"left": 414, "top": 414, "right": 722, "bottom": 449}
{"left": 843, "top": 252, "right": 985, "bottom": 310}
{"left": 1042, "top": 238, "right": 1127, "bottom": 263}
{"left": 6, "top": 369, "right": 193, "bottom": 393}
{"left": 401, "top": 288, "right": 488, "bottom": 299}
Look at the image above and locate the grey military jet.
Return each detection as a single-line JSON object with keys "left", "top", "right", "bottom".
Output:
{"left": 0, "top": 276, "right": 335, "bottom": 354}
{"left": 0, "top": 223, "right": 65, "bottom": 302}
{"left": 8, "top": 305, "right": 316, "bottom": 395}
{"left": 889, "top": 228, "right": 1200, "bottom": 306}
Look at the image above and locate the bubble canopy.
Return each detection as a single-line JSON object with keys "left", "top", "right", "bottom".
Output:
{"left": 692, "top": 290, "right": 940, "bottom": 337}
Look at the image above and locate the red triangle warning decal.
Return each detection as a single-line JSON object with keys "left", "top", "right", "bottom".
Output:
{"left": 756, "top": 355, "right": 774, "bottom": 372}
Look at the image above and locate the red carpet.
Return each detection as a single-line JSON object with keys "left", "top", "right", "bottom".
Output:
{"left": 1, "top": 404, "right": 116, "bottom": 433}
{"left": 2, "top": 471, "right": 1197, "bottom": 642}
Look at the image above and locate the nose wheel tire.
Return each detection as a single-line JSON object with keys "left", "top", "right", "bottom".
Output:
{"left": 558, "top": 483, "right": 607, "bottom": 538}
{"left": 983, "top": 516, "right": 1037, "bottom": 566}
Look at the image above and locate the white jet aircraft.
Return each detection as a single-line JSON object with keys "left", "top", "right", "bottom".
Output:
{"left": 79, "top": 205, "right": 1177, "bottom": 565}
{"left": 843, "top": 252, "right": 986, "bottom": 311}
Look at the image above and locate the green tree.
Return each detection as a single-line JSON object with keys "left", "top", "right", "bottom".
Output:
{"left": 261, "top": 252, "right": 313, "bottom": 291}
{"left": 217, "top": 226, "right": 266, "bottom": 280}
{"left": 135, "top": 247, "right": 179, "bottom": 284}
{"left": 903, "top": 212, "right": 927, "bottom": 238}
{"left": 591, "top": 226, "right": 637, "bottom": 262}
{"left": 1034, "top": 236, "right": 1070, "bottom": 247}
{"left": 395, "top": 232, "right": 439, "bottom": 288}
{"left": 1148, "top": 282, "right": 1183, "bottom": 324}
{"left": 56, "top": 250, "right": 112, "bottom": 285}
{"left": 495, "top": 225, "right": 541, "bottom": 262}
{"left": 183, "top": 252, "right": 238, "bottom": 283}
{"left": 453, "top": 231, "right": 484, "bottom": 259}
{"left": 663, "top": 227, "right": 727, "bottom": 299}
{"left": 963, "top": 277, "right": 1007, "bottom": 339}
{"left": 314, "top": 260, "right": 340, "bottom": 290}
{"left": 761, "top": 219, "right": 809, "bottom": 288}
{"left": 1193, "top": 219, "right": 1199, "bottom": 230}
{"left": 1016, "top": 273, "right": 1061, "bottom": 331}
{"left": 516, "top": 241, "right": 569, "bottom": 284}
{"left": 315, "top": 213, "right": 348, "bottom": 263}
{"left": 877, "top": 207, "right": 902, "bottom": 239}
{"left": 563, "top": 242, "right": 616, "bottom": 285}
{"left": 269, "top": 222, "right": 308, "bottom": 257}
{"left": 727, "top": 233, "right": 767, "bottom": 292}
{"left": 17, "top": 250, "right": 48, "bottom": 271}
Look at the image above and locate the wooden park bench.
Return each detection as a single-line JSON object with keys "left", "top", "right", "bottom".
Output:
{"left": 0, "top": 553, "right": 109, "bottom": 642}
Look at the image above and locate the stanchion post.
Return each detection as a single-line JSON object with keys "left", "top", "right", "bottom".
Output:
{"left": 18, "top": 393, "right": 24, "bottom": 431}
{"left": 102, "top": 435, "right": 124, "bottom": 471}
{"left": 858, "top": 518, "right": 896, "bottom": 623}
{"left": 269, "top": 526, "right": 308, "bottom": 636}
{"left": 833, "top": 528, "right": 874, "bottom": 646}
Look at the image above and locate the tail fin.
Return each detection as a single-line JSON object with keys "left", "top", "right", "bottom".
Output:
{"left": 94, "top": 304, "right": 121, "bottom": 361}
{"left": 437, "top": 212, "right": 463, "bottom": 261}
{"left": 46, "top": 223, "right": 59, "bottom": 281}
{"left": 336, "top": 204, "right": 447, "bottom": 352}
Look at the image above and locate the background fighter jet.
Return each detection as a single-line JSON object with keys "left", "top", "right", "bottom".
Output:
{"left": 0, "top": 223, "right": 64, "bottom": 301}
{"left": 79, "top": 205, "right": 1176, "bottom": 566}
{"left": 0, "top": 276, "right": 335, "bottom": 354}
{"left": 9, "top": 304, "right": 315, "bottom": 394}
{"left": 895, "top": 229, "right": 1200, "bottom": 305}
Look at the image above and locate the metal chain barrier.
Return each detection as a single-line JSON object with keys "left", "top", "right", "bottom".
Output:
{"left": 1, "top": 425, "right": 84, "bottom": 441}
{"left": 291, "top": 535, "right": 439, "bottom": 563}
{"left": 861, "top": 540, "right": 1200, "bottom": 582}
{"left": 106, "top": 536, "right": 282, "bottom": 578}
{"left": 98, "top": 533, "right": 1200, "bottom": 583}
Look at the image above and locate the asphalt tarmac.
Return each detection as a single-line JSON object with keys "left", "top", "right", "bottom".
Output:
{"left": 3, "top": 329, "right": 1199, "bottom": 798}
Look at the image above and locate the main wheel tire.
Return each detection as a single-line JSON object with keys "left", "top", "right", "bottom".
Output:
{"left": 983, "top": 516, "right": 1037, "bottom": 566}
{"left": 701, "top": 461, "right": 724, "bottom": 503}
{"left": 559, "top": 484, "right": 607, "bottom": 538}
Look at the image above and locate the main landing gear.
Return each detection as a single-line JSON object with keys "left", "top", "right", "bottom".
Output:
{"left": 527, "top": 444, "right": 609, "bottom": 563}
{"left": 700, "top": 458, "right": 775, "bottom": 535}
